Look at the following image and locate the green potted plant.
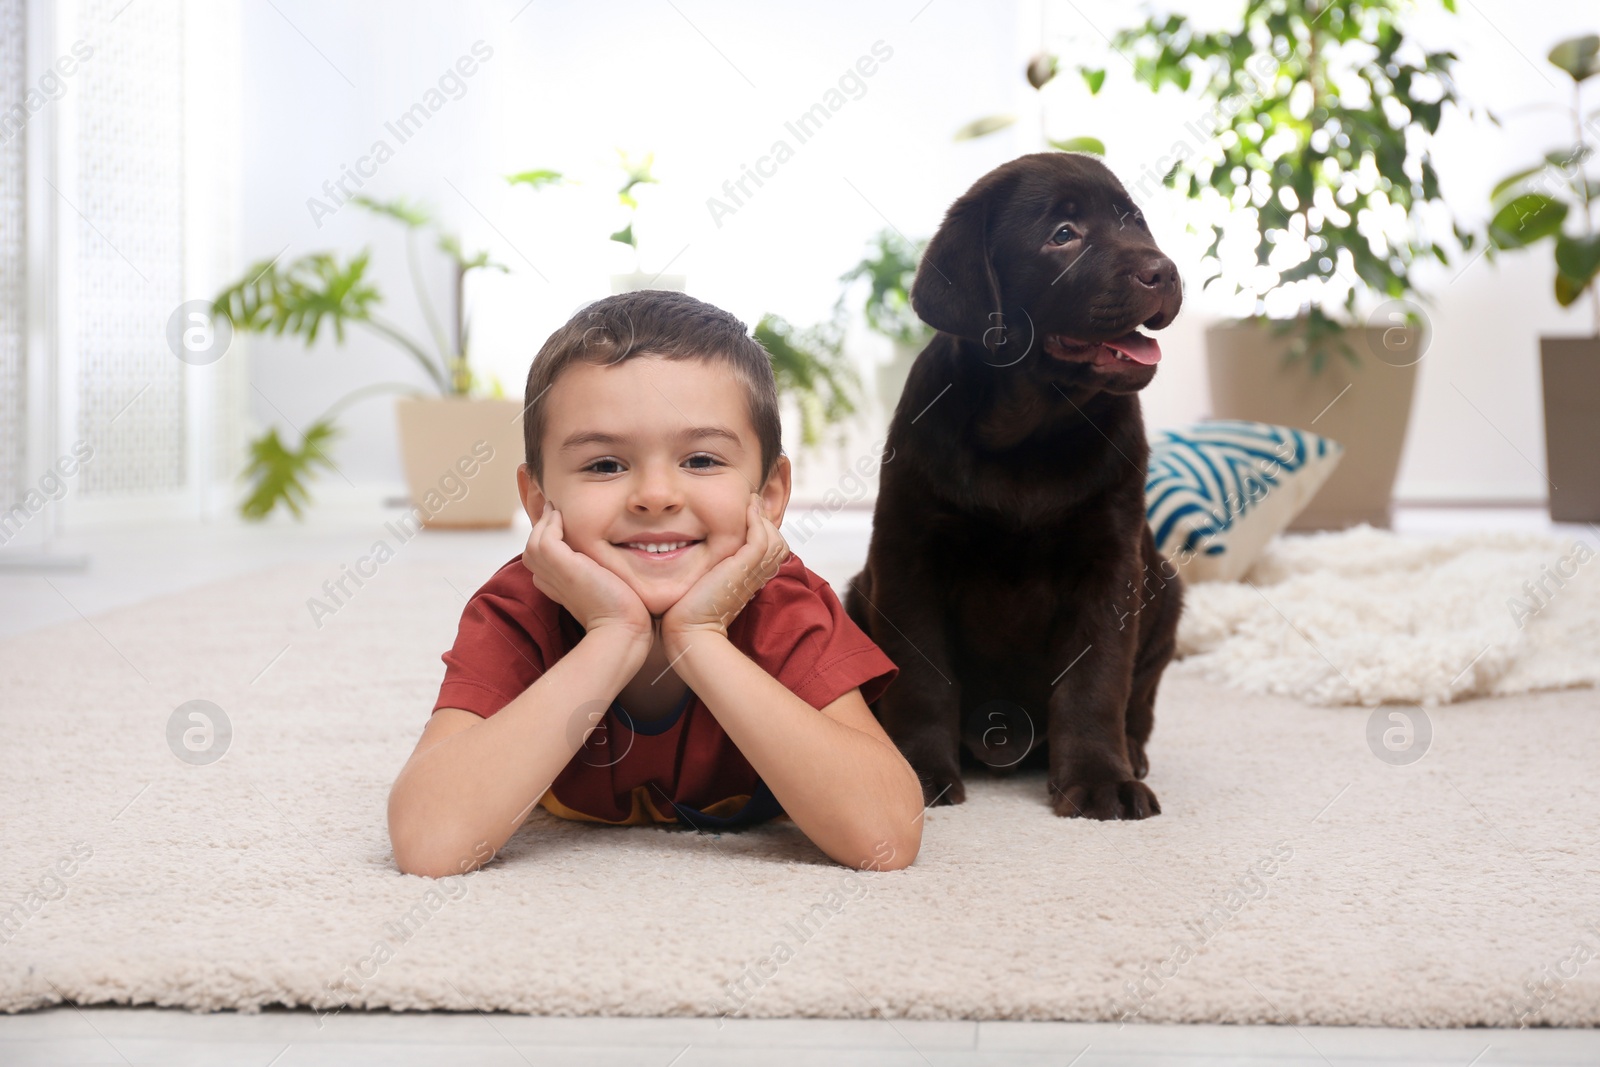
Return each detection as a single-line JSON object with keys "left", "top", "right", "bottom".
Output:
{"left": 1082, "top": 0, "right": 1475, "bottom": 529}
{"left": 215, "top": 181, "right": 560, "bottom": 525}
{"left": 605, "top": 150, "right": 684, "bottom": 294}
{"left": 837, "top": 229, "right": 933, "bottom": 419}
{"left": 1484, "top": 33, "right": 1600, "bottom": 521}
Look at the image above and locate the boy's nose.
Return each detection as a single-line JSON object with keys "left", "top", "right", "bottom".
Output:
{"left": 628, "top": 466, "right": 683, "bottom": 511}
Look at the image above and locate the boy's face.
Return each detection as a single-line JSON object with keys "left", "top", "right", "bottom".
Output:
{"left": 517, "top": 353, "right": 791, "bottom": 618}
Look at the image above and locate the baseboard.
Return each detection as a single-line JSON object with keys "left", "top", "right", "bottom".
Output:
{"left": 1392, "top": 498, "right": 1549, "bottom": 510}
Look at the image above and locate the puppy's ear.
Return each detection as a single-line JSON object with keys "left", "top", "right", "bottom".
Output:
{"left": 912, "top": 173, "right": 1018, "bottom": 346}
{"left": 915, "top": 167, "right": 1024, "bottom": 347}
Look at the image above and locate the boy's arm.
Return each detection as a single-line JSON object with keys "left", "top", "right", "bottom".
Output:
{"left": 388, "top": 624, "right": 650, "bottom": 879}
{"left": 667, "top": 631, "right": 924, "bottom": 871}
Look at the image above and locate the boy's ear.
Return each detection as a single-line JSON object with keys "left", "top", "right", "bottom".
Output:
{"left": 516, "top": 463, "right": 548, "bottom": 524}
{"left": 759, "top": 453, "right": 792, "bottom": 529}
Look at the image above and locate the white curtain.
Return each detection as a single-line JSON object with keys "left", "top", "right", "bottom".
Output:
{"left": 1, "top": 0, "right": 244, "bottom": 542}
{"left": 0, "top": 0, "right": 26, "bottom": 509}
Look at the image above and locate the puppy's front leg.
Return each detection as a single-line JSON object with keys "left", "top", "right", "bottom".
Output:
{"left": 1045, "top": 564, "right": 1161, "bottom": 820}
{"left": 847, "top": 566, "right": 964, "bottom": 807}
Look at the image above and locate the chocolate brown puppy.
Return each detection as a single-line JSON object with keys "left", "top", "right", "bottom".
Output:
{"left": 844, "top": 152, "right": 1184, "bottom": 819}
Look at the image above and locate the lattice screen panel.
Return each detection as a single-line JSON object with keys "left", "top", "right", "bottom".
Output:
{"left": 0, "top": 0, "right": 25, "bottom": 502}
{"left": 73, "top": 0, "right": 186, "bottom": 495}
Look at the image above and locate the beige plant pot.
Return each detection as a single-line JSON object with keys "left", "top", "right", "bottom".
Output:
{"left": 394, "top": 397, "right": 525, "bottom": 529}
{"left": 1540, "top": 335, "right": 1600, "bottom": 522}
{"left": 1205, "top": 319, "right": 1420, "bottom": 531}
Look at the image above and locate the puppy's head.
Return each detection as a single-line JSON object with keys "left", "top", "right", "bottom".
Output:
{"left": 911, "top": 152, "right": 1182, "bottom": 395}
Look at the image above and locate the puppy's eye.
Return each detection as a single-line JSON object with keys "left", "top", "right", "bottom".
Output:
{"left": 1049, "top": 224, "right": 1079, "bottom": 246}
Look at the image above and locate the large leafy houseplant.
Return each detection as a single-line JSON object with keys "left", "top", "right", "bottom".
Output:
{"left": 1485, "top": 33, "right": 1600, "bottom": 332}
{"left": 835, "top": 229, "right": 937, "bottom": 418}
{"left": 1084, "top": 0, "right": 1474, "bottom": 371}
{"left": 754, "top": 312, "right": 861, "bottom": 449}
{"left": 215, "top": 180, "right": 559, "bottom": 519}
{"left": 837, "top": 229, "right": 932, "bottom": 350}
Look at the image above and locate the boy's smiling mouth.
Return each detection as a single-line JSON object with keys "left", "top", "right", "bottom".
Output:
{"left": 612, "top": 532, "right": 704, "bottom": 561}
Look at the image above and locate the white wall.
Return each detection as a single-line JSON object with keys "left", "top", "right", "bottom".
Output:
{"left": 240, "top": 0, "right": 1024, "bottom": 502}
{"left": 239, "top": 0, "right": 1598, "bottom": 507}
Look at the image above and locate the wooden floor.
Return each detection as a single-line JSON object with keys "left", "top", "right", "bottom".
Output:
{"left": 2, "top": 1007, "right": 1598, "bottom": 1065}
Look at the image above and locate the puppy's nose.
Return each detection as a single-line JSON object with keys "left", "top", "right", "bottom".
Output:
{"left": 1133, "top": 257, "right": 1175, "bottom": 290}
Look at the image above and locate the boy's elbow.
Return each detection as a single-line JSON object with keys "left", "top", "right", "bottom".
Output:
{"left": 393, "top": 848, "right": 452, "bottom": 880}
{"left": 391, "top": 831, "right": 496, "bottom": 879}
{"left": 389, "top": 819, "right": 450, "bottom": 879}
{"left": 388, "top": 796, "right": 495, "bottom": 879}
{"left": 848, "top": 824, "right": 920, "bottom": 872}
{"left": 851, "top": 765, "right": 924, "bottom": 871}
{"left": 387, "top": 790, "right": 437, "bottom": 877}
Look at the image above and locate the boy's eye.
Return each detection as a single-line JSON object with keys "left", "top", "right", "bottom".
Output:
{"left": 582, "top": 454, "right": 720, "bottom": 476}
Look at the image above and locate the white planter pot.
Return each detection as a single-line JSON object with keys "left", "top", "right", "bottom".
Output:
{"left": 611, "top": 272, "right": 687, "bottom": 294}
{"left": 877, "top": 338, "right": 926, "bottom": 421}
{"left": 394, "top": 397, "right": 525, "bottom": 529}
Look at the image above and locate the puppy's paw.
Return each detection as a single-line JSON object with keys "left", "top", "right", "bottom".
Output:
{"left": 918, "top": 768, "right": 966, "bottom": 808}
{"left": 1126, "top": 738, "right": 1149, "bottom": 780}
{"left": 1049, "top": 777, "right": 1160, "bottom": 820}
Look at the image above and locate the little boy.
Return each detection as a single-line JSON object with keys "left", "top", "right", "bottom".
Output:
{"left": 388, "top": 290, "right": 922, "bottom": 877}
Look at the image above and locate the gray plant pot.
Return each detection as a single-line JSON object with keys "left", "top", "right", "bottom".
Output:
{"left": 1540, "top": 335, "right": 1600, "bottom": 522}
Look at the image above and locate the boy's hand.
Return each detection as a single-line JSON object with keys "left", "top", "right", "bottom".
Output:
{"left": 523, "top": 501, "right": 653, "bottom": 645}
{"left": 661, "top": 494, "right": 789, "bottom": 654}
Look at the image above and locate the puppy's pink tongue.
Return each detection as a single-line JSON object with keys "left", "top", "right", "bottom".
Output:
{"left": 1105, "top": 331, "right": 1161, "bottom": 365}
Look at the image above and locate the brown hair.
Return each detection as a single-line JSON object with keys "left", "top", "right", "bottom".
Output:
{"left": 522, "top": 289, "right": 782, "bottom": 487}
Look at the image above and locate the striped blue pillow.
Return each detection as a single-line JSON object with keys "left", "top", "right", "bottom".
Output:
{"left": 1146, "top": 420, "right": 1343, "bottom": 582}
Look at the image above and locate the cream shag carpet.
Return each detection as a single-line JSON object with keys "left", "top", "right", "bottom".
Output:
{"left": 1175, "top": 525, "right": 1600, "bottom": 707}
{"left": 3, "top": 550, "right": 1599, "bottom": 1026}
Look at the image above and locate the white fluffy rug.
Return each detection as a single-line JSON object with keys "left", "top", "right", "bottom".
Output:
{"left": 3, "top": 553, "right": 1600, "bottom": 1026}
{"left": 1175, "top": 525, "right": 1600, "bottom": 706}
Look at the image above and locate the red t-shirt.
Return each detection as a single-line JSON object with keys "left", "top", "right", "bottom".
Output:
{"left": 431, "top": 553, "right": 899, "bottom": 829}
